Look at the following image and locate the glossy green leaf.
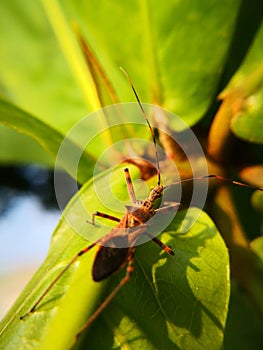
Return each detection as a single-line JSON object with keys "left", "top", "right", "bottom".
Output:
{"left": 0, "top": 97, "right": 96, "bottom": 183}
{"left": 251, "top": 236, "right": 263, "bottom": 262}
{"left": 0, "top": 124, "right": 53, "bottom": 166}
{"left": 239, "top": 165, "right": 263, "bottom": 213}
{"left": 62, "top": 0, "right": 243, "bottom": 124}
{"left": 251, "top": 191, "right": 263, "bottom": 215}
{"left": 1, "top": 0, "right": 260, "bottom": 164}
{"left": 232, "top": 108, "right": 263, "bottom": 144}
{"left": 224, "top": 17, "right": 263, "bottom": 143}
{"left": 0, "top": 0, "right": 88, "bottom": 128}
{"left": 0, "top": 165, "right": 230, "bottom": 350}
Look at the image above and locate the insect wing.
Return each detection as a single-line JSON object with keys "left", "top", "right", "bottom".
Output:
{"left": 92, "top": 235, "right": 130, "bottom": 282}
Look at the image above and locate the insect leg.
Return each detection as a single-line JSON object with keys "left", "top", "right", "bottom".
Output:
{"left": 20, "top": 242, "right": 97, "bottom": 320}
{"left": 88, "top": 211, "right": 121, "bottom": 225}
{"left": 145, "top": 232, "right": 175, "bottom": 256}
{"left": 88, "top": 167, "right": 138, "bottom": 226}
{"left": 155, "top": 202, "right": 180, "bottom": 214}
{"left": 124, "top": 167, "right": 137, "bottom": 204}
{"left": 75, "top": 248, "right": 135, "bottom": 339}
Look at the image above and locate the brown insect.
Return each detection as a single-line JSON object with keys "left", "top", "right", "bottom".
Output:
{"left": 20, "top": 69, "right": 180, "bottom": 339}
{"left": 20, "top": 68, "right": 263, "bottom": 339}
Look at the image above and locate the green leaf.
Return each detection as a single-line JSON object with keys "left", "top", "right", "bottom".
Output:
{"left": 0, "top": 165, "right": 230, "bottom": 350}
{"left": 239, "top": 165, "right": 263, "bottom": 214}
{"left": 0, "top": 97, "right": 96, "bottom": 183}
{"left": 232, "top": 107, "right": 263, "bottom": 144}
{"left": 230, "top": 64, "right": 263, "bottom": 144}
{"left": 251, "top": 191, "right": 263, "bottom": 215}
{"left": 0, "top": 124, "right": 53, "bottom": 166}
{"left": 251, "top": 236, "right": 263, "bottom": 262}
{"left": 1, "top": 0, "right": 259, "bottom": 165}
{"left": 0, "top": 0, "right": 88, "bottom": 128}
{"left": 223, "top": 19, "right": 263, "bottom": 144}
{"left": 63, "top": 0, "right": 244, "bottom": 125}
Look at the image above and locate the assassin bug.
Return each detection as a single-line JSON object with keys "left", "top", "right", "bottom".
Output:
{"left": 20, "top": 68, "right": 263, "bottom": 339}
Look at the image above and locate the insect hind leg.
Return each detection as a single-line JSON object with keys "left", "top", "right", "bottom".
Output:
{"left": 20, "top": 242, "right": 98, "bottom": 320}
{"left": 76, "top": 248, "right": 135, "bottom": 338}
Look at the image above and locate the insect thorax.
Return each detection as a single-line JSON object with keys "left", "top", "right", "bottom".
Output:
{"left": 147, "top": 185, "right": 163, "bottom": 202}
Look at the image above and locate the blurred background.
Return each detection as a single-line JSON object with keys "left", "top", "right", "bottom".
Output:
{"left": 0, "top": 166, "right": 60, "bottom": 318}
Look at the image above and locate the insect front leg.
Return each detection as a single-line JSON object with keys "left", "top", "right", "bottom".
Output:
{"left": 124, "top": 167, "right": 137, "bottom": 204}
{"left": 88, "top": 211, "right": 121, "bottom": 225}
{"left": 88, "top": 167, "right": 138, "bottom": 226}
{"left": 147, "top": 202, "right": 180, "bottom": 255}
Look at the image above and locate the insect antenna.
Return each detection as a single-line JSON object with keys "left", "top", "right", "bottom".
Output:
{"left": 164, "top": 174, "right": 263, "bottom": 191}
{"left": 120, "top": 67, "right": 161, "bottom": 186}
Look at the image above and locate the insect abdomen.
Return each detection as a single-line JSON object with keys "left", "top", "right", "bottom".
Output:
{"left": 92, "top": 235, "right": 130, "bottom": 281}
